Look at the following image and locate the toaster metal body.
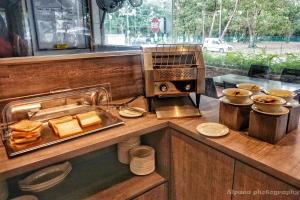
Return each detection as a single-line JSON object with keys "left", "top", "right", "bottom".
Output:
{"left": 142, "top": 44, "right": 206, "bottom": 111}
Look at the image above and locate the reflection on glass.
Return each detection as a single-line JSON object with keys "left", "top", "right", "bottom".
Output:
{"left": 104, "top": 0, "right": 172, "bottom": 46}
{"left": 0, "top": 1, "right": 31, "bottom": 58}
{"left": 32, "top": 0, "right": 90, "bottom": 50}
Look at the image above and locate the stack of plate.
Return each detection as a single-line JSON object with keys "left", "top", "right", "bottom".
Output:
{"left": 11, "top": 195, "right": 38, "bottom": 200}
{"left": 0, "top": 179, "right": 8, "bottom": 200}
{"left": 129, "top": 145, "right": 155, "bottom": 176}
{"left": 18, "top": 161, "right": 72, "bottom": 193}
{"left": 118, "top": 136, "right": 141, "bottom": 164}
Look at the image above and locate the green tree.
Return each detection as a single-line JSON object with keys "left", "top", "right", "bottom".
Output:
{"left": 238, "top": 0, "right": 300, "bottom": 47}
{"left": 104, "top": 0, "right": 300, "bottom": 45}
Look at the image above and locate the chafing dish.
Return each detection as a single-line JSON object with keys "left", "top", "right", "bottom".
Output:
{"left": 1, "top": 83, "right": 124, "bottom": 157}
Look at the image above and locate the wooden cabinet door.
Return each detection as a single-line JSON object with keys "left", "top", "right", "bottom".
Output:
{"left": 233, "top": 161, "right": 299, "bottom": 200}
{"left": 171, "top": 130, "right": 235, "bottom": 200}
{"left": 133, "top": 183, "right": 168, "bottom": 200}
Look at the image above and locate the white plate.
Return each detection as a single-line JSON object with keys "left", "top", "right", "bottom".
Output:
{"left": 119, "top": 107, "right": 146, "bottom": 118}
{"left": 11, "top": 195, "right": 38, "bottom": 200}
{"left": 196, "top": 123, "right": 229, "bottom": 137}
{"left": 219, "top": 96, "right": 253, "bottom": 106}
{"left": 18, "top": 162, "right": 72, "bottom": 193}
{"left": 20, "top": 167, "right": 71, "bottom": 192}
{"left": 285, "top": 99, "right": 299, "bottom": 108}
{"left": 251, "top": 105, "right": 289, "bottom": 116}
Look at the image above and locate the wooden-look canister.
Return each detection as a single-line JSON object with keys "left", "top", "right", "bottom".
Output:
{"left": 129, "top": 145, "right": 155, "bottom": 176}
{"left": 117, "top": 136, "right": 140, "bottom": 164}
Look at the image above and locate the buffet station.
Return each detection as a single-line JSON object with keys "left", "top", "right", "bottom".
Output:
{"left": 1, "top": 84, "right": 125, "bottom": 157}
{"left": 220, "top": 85, "right": 300, "bottom": 144}
{"left": 0, "top": 47, "right": 299, "bottom": 200}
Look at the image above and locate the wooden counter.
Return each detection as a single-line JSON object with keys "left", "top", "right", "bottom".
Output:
{"left": 0, "top": 96, "right": 300, "bottom": 190}
{"left": 0, "top": 113, "right": 167, "bottom": 178}
{"left": 169, "top": 99, "right": 300, "bottom": 189}
{"left": 0, "top": 51, "right": 141, "bottom": 65}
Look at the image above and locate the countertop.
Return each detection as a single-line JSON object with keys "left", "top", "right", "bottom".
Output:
{"left": 0, "top": 96, "right": 299, "bottom": 189}
{"left": 0, "top": 50, "right": 141, "bottom": 65}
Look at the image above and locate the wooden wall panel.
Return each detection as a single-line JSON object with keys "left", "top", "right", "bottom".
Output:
{"left": 171, "top": 130, "right": 234, "bottom": 200}
{"left": 0, "top": 55, "right": 143, "bottom": 101}
{"left": 233, "top": 161, "right": 299, "bottom": 200}
{"left": 142, "top": 128, "right": 170, "bottom": 179}
{"left": 134, "top": 183, "right": 168, "bottom": 200}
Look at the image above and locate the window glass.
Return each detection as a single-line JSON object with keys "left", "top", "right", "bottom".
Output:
{"left": 0, "top": 0, "right": 32, "bottom": 58}
{"left": 0, "top": 0, "right": 299, "bottom": 68}
{"left": 172, "top": 0, "right": 300, "bottom": 75}
{"left": 31, "top": 0, "right": 90, "bottom": 50}
{"left": 104, "top": 0, "right": 172, "bottom": 46}
{"left": 0, "top": 9, "right": 7, "bottom": 24}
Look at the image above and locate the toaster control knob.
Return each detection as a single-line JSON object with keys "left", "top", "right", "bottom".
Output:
{"left": 185, "top": 84, "right": 191, "bottom": 91}
{"left": 160, "top": 83, "right": 168, "bottom": 92}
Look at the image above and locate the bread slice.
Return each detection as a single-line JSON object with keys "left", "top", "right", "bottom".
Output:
{"left": 76, "top": 111, "right": 102, "bottom": 128}
{"left": 11, "top": 126, "right": 42, "bottom": 139}
{"left": 10, "top": 125, "right": 42, "bottom": 145}
{"left": 10, "top": 120, "right": 42, "bottom": 132}
{"left": 48, "top": 116, "right": 74, "bottom": 135}
{"left": 54, "top": 119, "right": 83, "bottom": 138}
{"left": 10, "top": 134, "right": 41, "bottom": 145}
{"left": 11, "top": 136, "right": 39, "bottom": 145}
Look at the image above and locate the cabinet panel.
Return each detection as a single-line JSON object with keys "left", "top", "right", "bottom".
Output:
{"left": 134, "top": 183, "right": 168, "bottom": 200}
{"left": 233, "top": 161, "right": 299, "bottom": 200}
{"left": 171, "top": 130, "right": 234, "bottom": 200}
{"left": 142, "top": 129, "right": 170, "bottom": 179}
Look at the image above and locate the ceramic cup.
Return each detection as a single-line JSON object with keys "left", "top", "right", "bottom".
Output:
{"left": 223, "top": 88, "right": 252, "bottom": 104}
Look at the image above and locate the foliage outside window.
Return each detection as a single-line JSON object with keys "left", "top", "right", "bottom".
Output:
{"left": 104, "top": 0, "right": 172, "bottom": 46}
{"left": 0, "top": 0, "right": 299, "bottom": 75}
{"left": 170, "top": 0, "right": 300, "bottom": 74}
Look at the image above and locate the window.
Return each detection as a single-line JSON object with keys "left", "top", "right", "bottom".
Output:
{"left": 0, "top": 0, "right": 32, "bottom": 58}
{"left": 104, "top": 0, "right": 172, "bottom": 46}
{"left": 0, "top": 0, "right": 299, "bottom": 70}
{"left": 31, "top": 0, "right": 90, "bottom": 50}
{"left": 0, "top": 9, "right": 7, "bottom": 24}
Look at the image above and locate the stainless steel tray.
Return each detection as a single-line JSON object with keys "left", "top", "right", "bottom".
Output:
{"left": 3, "top": 107, "right": 124, "bottom": 157}
{"left": 0, "top": 83, "right": 124, "bottom": 157}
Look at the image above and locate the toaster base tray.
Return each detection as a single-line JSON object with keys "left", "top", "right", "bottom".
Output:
{"left": 153, "top": 96, "right": 201, "bottom": 119}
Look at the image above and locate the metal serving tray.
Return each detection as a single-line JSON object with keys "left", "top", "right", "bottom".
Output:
{"left": 1, "top": 84, "right": 124, "bottom": 157}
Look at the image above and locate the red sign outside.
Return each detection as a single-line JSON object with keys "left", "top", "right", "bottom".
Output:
{"left": 151, "top": 17, "right": 160, "bottom": 33}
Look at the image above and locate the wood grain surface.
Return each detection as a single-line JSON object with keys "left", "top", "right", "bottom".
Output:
{"left": 219, "top": 102, "right": 251, "bottom": 131}
{"left": 0, "top": 54, "right": 143, "bottom": 100}
{"left": 287, "top": 105, "right": 300, "bottom": 133}
{"left": 169, "top": 96, "right": 300, "bottom": 188}
{"left": 85, "top": 172, "right": 166, "bottom": 200}
{"left": 232, "top": 161, "right": 299, "bottom": 200}
{"left": 0, "top": 51, "right": 141, "bottom": 65}
{"left": 0, "top": 109, "right": 168, "bottom": 178}
{"left": 171, "top": 130, "right": 234, "bottom": 200}
{"left": 142, "top": 129, "right": 170, "bottom": 179}
{"left": 0, "top": 96, "right": 300, "bottom": 190}
{"left": 248, "top": 111, "right": 288, "bottom": 144}
{"left": 133, "top": 183, "right": 168, "bottom": 200}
